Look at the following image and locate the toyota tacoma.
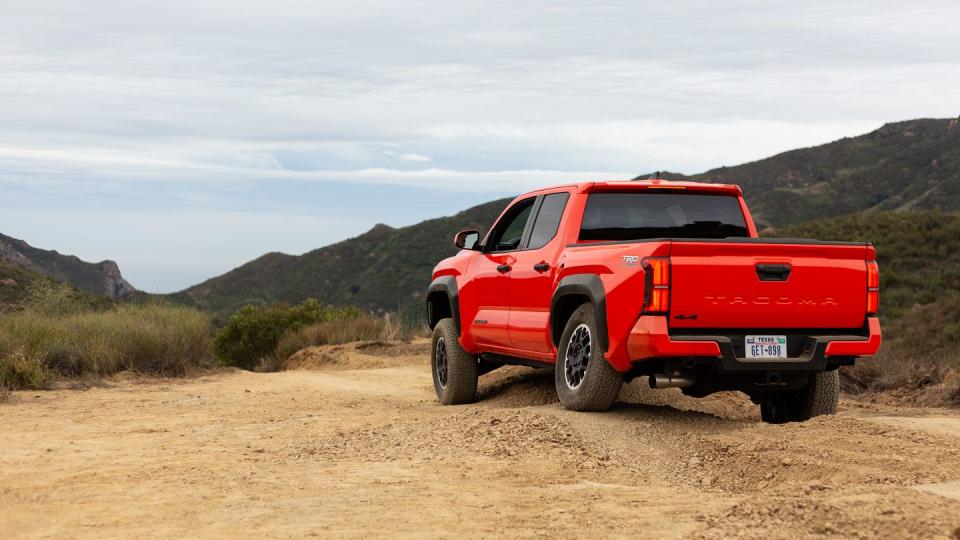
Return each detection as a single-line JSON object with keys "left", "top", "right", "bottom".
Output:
{"left": 427, "top": 179, "right": 881, "bottom": 423}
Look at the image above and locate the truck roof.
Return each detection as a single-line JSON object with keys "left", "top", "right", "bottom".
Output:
{"left": 521, "top": 178, "right": 742, "bottom": 197}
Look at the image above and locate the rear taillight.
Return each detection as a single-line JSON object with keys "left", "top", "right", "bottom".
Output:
{"left": 866, "top": 260, "right": 880, "bottom": 315}
{"left": 642, "top": 257, "right": 670, "bottom": 314}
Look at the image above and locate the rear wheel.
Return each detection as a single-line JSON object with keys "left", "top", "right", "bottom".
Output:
{"left": 431, "top": 318, "right": 478, "bottom": 405}
{"left": 555, "top": 304, "right": 623, "bottom": 411}
{"left": 760, "top": 370, "right": 839, "bottom": 424}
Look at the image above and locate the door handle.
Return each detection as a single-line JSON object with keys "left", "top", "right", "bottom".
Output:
{"left": 533, "top": 263, "right": 550, "bottom": 273}
{"left": 496, "top": 264, "right": 512, "bottom": 274}
{"left": 756, "top": 263, "right": 791, "bottom": 281}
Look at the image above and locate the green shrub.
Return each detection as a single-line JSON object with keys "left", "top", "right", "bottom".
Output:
{"left": 213, "top": 299, "right": 361, "bottom": 370}
{"left": 0, "top": 303, "right": 213, "bottom": 381}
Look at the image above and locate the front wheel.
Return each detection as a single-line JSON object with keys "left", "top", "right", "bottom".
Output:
{"left": 760, "top": 370, "right": 839, "bottom": 424}
{"left": 555, "top": 304, "right": 623, "bottom": 411}
{"left": 431, "top": 318, "right": 478, "bottom": 405}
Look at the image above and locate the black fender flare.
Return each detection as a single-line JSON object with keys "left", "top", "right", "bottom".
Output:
{"left": 550, "top": 274, "right": 609, "bottom": 352}
{"left": 427, "top": 276, "right": 461, "bottom": 336}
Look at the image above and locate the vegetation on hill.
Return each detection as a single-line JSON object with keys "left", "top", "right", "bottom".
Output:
{"left": 772, "top": 211, "right": 960, "bottom": 404}
{"left": 0, "top": 263, "right": 114, "bottom": 313}
{"left": 771, "top": 210, "right": 960, "bottom": 352}
{"left": 649, "top": 118, "right": 960, "bottom": 228}
{"left": 0, "top": 262, "right": 45, "bottom": 309}
{"left": 174, "top": 198, "right": 511, "bottom": 316}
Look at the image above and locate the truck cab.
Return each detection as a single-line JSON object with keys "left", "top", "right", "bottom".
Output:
{"left": 427, "top": 179, "right": 881, "bottom": 423}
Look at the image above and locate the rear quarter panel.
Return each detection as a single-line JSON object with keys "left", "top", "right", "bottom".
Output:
{"left": 559, "top": 241, "right": 669, "bottom": 370}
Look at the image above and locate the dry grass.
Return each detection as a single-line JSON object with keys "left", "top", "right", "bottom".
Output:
{"left": 0, "top": 349, "right": 49, "bottom": 390}
{"left": 842, "top": 345, "right": 960, "bottom": 407}
{"left": 268, "top": 315, "right": 427, "bottom": 371}
{"left": 0, "top": 303, "right": 213, "bottom": 389}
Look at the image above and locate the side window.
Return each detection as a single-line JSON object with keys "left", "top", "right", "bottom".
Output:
{"left": 528, "top": 193, "right": 569, "bottom": 249}
{"left": 487, "top": 198, "right": 536, "bottom": 252}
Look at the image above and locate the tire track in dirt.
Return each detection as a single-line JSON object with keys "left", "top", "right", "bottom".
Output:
{"left": 2, "top": 340, "right": 960, "bottom": 538}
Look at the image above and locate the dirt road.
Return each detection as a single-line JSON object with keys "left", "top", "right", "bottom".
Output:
{"left": 3, "top": 340, "right": 960, "bottom": 539}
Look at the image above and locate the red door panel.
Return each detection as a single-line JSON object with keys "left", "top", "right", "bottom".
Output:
{"left": 507, "top": 255, "right": 555, "bottom": 353}
{"left": 461, "top": 253, "right": 514, "bottom": 348}
{"left": 507, "top": 191, "right": 571, "bottom": 354}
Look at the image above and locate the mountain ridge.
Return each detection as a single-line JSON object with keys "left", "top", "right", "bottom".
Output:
{"left": 172, "top": 118, "right": 960, "bottom": 313}
{"left": 638, "top": 117, "right": 960, "bottom": 228}
{"left": 171, "top": 198, "right": 511, "bottom": 315}
{"left": 0, "top": 233, "right": 135, "bottom": 299}
{"left": 174, "top": 117, "right": 960, "bottom": 314}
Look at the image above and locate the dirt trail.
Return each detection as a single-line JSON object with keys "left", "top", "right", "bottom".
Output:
{"left": 3, "top": 339, "right": 960, "bottom": 539}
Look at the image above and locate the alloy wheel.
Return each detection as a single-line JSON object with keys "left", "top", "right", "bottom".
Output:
{"left": 564, "top": 324, "right": 591, "bottom": 389}
{"left": 435, "top": 337, "right": 448, "bottom": 388}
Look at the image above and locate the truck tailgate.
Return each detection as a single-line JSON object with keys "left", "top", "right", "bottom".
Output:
{"left": 668, "top": 240, "right": 870, "bottom": 329}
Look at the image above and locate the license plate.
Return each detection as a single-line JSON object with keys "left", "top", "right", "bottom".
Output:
{"left": 745, "top": 335, "right": 787, "bottom": 359}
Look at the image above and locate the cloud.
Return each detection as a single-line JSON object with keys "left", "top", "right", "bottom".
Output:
{"left": 0, "top": 144, "right": 629, "bottom": 193}
{"left": 1, "top": 0, "right": 959, "bottom": 290}
{"left": 1, "top": 1, "right": 957, "bottom": 184}
{"left": 398, "top": 153, "right": 432, "bottom": 163}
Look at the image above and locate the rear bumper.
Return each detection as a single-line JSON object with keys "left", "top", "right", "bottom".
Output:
{"left": 625, "top": 316, "right": 882, "bottom": 372}
{"left": 626, "top": 316, "right": 722, "bottom": 360}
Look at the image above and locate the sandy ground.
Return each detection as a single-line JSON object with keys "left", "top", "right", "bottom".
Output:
{"left": 3, "top": 339, "right": 960, "bottom": 539}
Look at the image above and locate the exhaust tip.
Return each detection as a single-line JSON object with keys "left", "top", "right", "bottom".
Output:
{"left": 650, "top": 374, "right": 695, "bottom": 389}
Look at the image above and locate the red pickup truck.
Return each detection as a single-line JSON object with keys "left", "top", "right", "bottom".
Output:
{"left": 427, "top": 179, "right": 881, "bottom": 423}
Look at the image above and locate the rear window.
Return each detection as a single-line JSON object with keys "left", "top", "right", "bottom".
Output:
{"left": 579, "top": 192, "right": 749, "bottom": 241}
{"left": 528, "top": 192, "right": 569, "bottom": 249}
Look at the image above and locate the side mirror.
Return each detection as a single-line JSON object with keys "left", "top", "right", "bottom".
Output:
{"left": 453, "top": 230, "right": 481, "bottom": 250}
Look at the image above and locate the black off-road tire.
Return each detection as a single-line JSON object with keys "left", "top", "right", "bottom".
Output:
{"left": 555, "top": 304, "right": 623, "bottom": 411}
{"left": 760, "top": 370, "right": 839, "bottom": 424}
{"left": 431, "top": 318, "right": 478, "bottom": 405}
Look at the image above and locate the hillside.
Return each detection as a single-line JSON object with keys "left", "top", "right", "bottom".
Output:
{"left": 771, "top": 211, "right": 960, "bottom": 354}
{"left": 177, "top": 117, "right": 960, "bottom": 315}
{"left": 0, "top": 262, "right": 115, "bottom": 313}
{"left": 0, "top": 233, "right": 135, "bottom": 298}
{"left": 173, "top": 198, "right": 512, "bottom": 316}
{"left": 0, "top": 262, "right": 45, "bottom": 309}
{"left": 642, "top": 117, "right": 960, "bottom": 228}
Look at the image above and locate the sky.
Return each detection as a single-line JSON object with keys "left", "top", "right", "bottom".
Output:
{"left": 1, "top": 1, "right": 958, "bottom": 292}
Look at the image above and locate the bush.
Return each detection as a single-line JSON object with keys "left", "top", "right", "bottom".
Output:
{"left": 0, "top": 349, "right": 49, "bottom": 390}
{"left": 274, "top": 317, "right": 396, "bottom": 363}
{"left": 0, "top": 303, "right": 213, "bottom": 386}
{"left": 20, "top": 278, "right": 113, "bottom": 316}
{"left": 841, "top": 345, "right": 960, "bottom": 406}
{"left": 213, "top": 299, "right": 361, "bottom": 370}
{"left": 267, "top": 314, "right": 430, "bottom": 371}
